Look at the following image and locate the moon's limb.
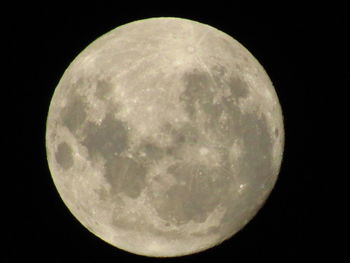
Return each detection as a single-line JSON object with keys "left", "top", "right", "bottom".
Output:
{"left": 46, "top": 17, "right": 284, "bottom": 257}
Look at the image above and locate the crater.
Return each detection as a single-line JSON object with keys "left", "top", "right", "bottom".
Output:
{"left": 172, "top": 123, "right": 200, "bottom": 146}
{"left": 211, "top": 64, "right": 227, "bottom": 77}
{"left": 112, "top": 213, "right": 138, "bottom": 231}
{"left": 81, "top": 112, "right": 129, "bottom": 160}
{"left": 218, "top": 37, "right": 240, "bottom": 58}
{"left": 104, "top": 156, "right": 147, "bottom": 198}
{"left": 55, "top": 142, "right": 73, "bottom": 170}
{"left": 60, "top": 95, "right": 88, "bottom": 135}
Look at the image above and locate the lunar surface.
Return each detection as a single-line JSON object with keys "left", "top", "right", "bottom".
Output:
{"left": 46, "top": 17, "right": 284, "bottom": 257}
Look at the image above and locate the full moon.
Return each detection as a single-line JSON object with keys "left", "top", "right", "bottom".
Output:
{"left": 46, "top": 17, "right": 284, "bottom": 257}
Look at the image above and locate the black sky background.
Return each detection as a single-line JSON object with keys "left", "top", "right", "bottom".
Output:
{"left": 9, "top": 3, "right": 342, "bottom": 262}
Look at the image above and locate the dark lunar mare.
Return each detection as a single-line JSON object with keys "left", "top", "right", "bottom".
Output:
{"left": 81, "top": 112, "right": 148, "bottom": 199}
{"left": 55, "top": 142, "right": 73, "bottom": 170}
{"left": 55, "top": 68, "right": 274, "bottom": 233}
{"left": 151, "top": 68, "right": 275, "bottom": 227}
{"left": 58, "top": 82, "right": 148, "bottom": 200}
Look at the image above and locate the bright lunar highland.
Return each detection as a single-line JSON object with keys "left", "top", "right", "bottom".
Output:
{"left": 46, "top": 17, "right": 284, "bottom": 257}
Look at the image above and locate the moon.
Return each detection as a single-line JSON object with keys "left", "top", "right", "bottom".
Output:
{"left": 46, "top": 17, "right": 284, "bottom": 257}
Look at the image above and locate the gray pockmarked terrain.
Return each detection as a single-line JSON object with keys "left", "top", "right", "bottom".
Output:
{"left": 46, "top": 17, "right": 284, "bottom": 257}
